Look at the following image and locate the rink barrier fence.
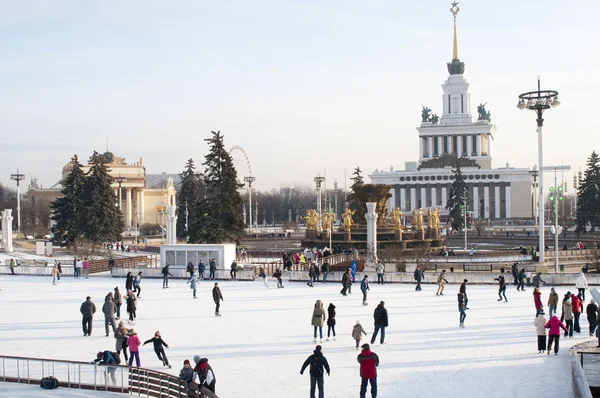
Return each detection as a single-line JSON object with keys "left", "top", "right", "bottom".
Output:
{"left": 569, "top": 344, "right": 595, "bottom": 398}
{"left": 0, "top": 354, "right": 218, "bottom": 397}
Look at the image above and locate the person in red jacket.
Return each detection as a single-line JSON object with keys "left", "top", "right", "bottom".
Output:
{"left": 357, "top": 343, "right": 379, "bottom": 398}
{"left": 545, "top": 315, "right": 568, "bottom": 355}
{"left": 533, "top": 288, "right": 543, "bottom": 317}
{"left": 571, "top": 293, "right": 582, "bottom": 334}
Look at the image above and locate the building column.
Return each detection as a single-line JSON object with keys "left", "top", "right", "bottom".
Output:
{"left": 467, "top": 135, "right": 473, "bottom": 157}
{"left": 505, "top": 185, "right": 512, "bottom": 218}
{"left": 428, "top": 137, "right": 433, "bottom": 158}
{"left": 138, "top": 189, "right": 145, "bottom": 226}
{"left": 365, "top": 203, "right": 378, "bottom": 264}
{"left": 483, "top": 185, "right": 490, "bottom": 219}
{"left": 420, "top": 187, "right": 427, "bottom": 208}
{"left": 476, "top": 135, "right": 481, "bottom": 157}
{"left": 400, "top": 188, "right": 407, "bottom": 212}
{"left": 473, "top": 186, "right": 479, "bottom": 219}
{"left": 487, "top": 135, "right": 492, "bottom": 157}
{"left": 126, "top": 188, "right": 132, "bottom": 228}
{"left": 494, "top": 185, "right": 501, "bottom": 219}
{"left": 410, "top": 187, "right": 417, "bottom": 211}
{"left": 457, "top": 135, "right": 462, "bottom": 156}
{"left": 441, "top": 186, "right": 448, "bottom": 208}
{"left": 437, "top": 136, "right": 443, "bottom": 156}
{"left": 387, "top": 186, "right": 396, "bottom": 216}
{"left": 430, "top": 186, "right": 437, "bottom": 207}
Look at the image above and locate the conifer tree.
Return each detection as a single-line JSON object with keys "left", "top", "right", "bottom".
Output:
{"left": 50, "top": 155, "right": 86, "bottom": 247}
{"left": 446, "top": 164, "right": 470, "bottom": 231}
{"left": 576, "top": 151, "right": 600, "bottom": 233}
{"left": 347, "top": 166, "right": 364, "bottom": 222}
{"left": 188, "top": 131, "right": 245, "bottom": 243}
{"left": 177, "top": 158, "right": 204, "bottom": 239}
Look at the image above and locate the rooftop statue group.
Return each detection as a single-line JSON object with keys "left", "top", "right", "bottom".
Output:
{"left": 421, "top": 106, "right": 440, "bottom": 125}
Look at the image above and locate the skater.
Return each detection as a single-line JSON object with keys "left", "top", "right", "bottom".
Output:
{"left": 562, "top": 296, "right": 574, "bottom": 338}
{"left": 340, "top": 269, "right": 351, "bottom": 296}
{"left": 127, "top": 329, "right": 141, "bottom": 367}
{"left": 532, "top": 272, "right": 545, "bottom": 288}
{"left": 533, "top": 310, "right": 548, "bottom": 353}
{"left": 212, "top": 282, "right": 223, "bottom": 316}
{"left": 326, "top": 303, "right": 336, "bottom": 341}
{"left": 51, "top": 263, "right": 59, "bottom": 285}
{"left": 458, "top": 292, "right": 466, "bottom": 328}
{"left": 80, "top": 296, "right": 96, "bottom": 336}
{"left": 187, "top": 272, "right": 198, "bottom": 298}
{"left": 133, "top": 272, "right": 143, "bottom": 298}
{"left": 360, "top": 275, "right": 370, "bottom": 305}
{"left": 75, "top": 258, "right": 83, "bottom": 279}
{"left": 517, "top": 268, "right": 526, "bottom": 291}
{"left": 548, "top": 288, "right": 559, "bottom": 317}
{"left": 352, "top": 320, "right": 368, "bottom": 349}
{"left": 348, "top": 268, "right": 354, "bottom": 295}
{"left": 533, "top": 288, "right": 543, "bottom": 317}
{"left": 9, "top": 258, "right": 16, "bottom": 275}
{"left": 198, "top": 260, "right": 206, "bottom": 280}
{"left": 350, "top": 260, "right": 357, "bottom": 282}
{"left": 525, "top": 270, "right": 532, "bottom": 287}
{"left": 459, "top": 279, "right": 469, "bottom": 309}
{"left": 92, "top": 350, "right": 118, "bottom": 384}
{"left": 113, "top": 287, "right": 123, "bottom": 320}
{"left": 259, "top": 267, "right": 271, "bottom": 289}
{"left": 186, "top": 261, "right": 195, "bottom": 278}
{"left": 193, "top": 355, "right": 217, "bottom": 394}
{"left": 414, "top": 266, "right": 422, "bottom": 291}
{"left": 576, "top": 272, "right": 589, "bottom": 302}
{"left": 126, "top": 289, "right": 137, "bottom": 325}
{"left": 209, "top": 258, "right": 217, "bottom": 280}
{"left": 545, "top": 315, "right": 567, "bottom": 355}
{"left": 436, "top": 270, "right": 448, "bottom": 296}
{"left": 56, "top": 262, "right": 62, "bottom": 282}
{"left": 125, "top": 272, "right": 133, "bottom": 291}
{"left": 300, "top": 345, "right": 330, "bottom": 398}
{"left": 370, "top": 301, "right": 388, "bottom": 345}
{"left": 102, "top": 293, "right": 117, "bottom": 337}
{"left": 179, "top": 359, "right": 194, "bottom": 383}
{"left": 587, "top": 299, "right": 598, "bottom": 337}
{"left": 162, "top": 264, "right": 173, "bottom": 288}
{"left": 230, "top": 261, "right": 237, "bottom": 280}
{"left": 321, "top": 260, "right": 329, "bottom": 282}
{"left": 115, "top": 321, "right": 129, "bottom": 362}
{"left": 511, "top": 262, "right": 519, "bottom": 285}
{"left": 307, "top": 263, "right": 316, "bottom": 287}
{"left": 83, "top": 257, "right": 90, "bottom": 278}
{"left": 273, "top": 268, "right": 284, "bottom": 288}
{"left": 495, "top": 275, "right": 507, "bottom": 302}
{"left": 572, "top": 292, "right": 583, "bottom": 333}
{"left": 357, "top": 343, "right": 379, "bottom": 398}
{"left": 311, "top": 300, "right": 326, "bottom": 343}
{"left": 375, "top": 261, "right": 384, "bottom": 285}
{"left": 143, "top": 331, "right": 171, "bottom": 368}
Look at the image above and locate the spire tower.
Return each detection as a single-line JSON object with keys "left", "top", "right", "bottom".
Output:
{"left": 447, "top": 2, "right": 465, "bottom": 75}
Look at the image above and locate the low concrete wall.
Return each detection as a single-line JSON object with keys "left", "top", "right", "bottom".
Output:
{"left": 569, "top": 341, "right": 595, "bottom": 398}
{"left": 110, "top": 267, "right": 256, "bottom": 281}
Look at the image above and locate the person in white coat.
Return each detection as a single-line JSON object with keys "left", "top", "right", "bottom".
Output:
{"left": 533, "top": 310, "right": 548, "bottom": 354}
{"left": 576, "top": 272, "right": 590, "bottom": 302}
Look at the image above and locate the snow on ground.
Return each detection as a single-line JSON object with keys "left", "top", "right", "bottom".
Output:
{"left": 0, "top": 383, "right": 123, "bottom": 398}
{"left": 0, "top": 275, "right": 586, "bottom": 397}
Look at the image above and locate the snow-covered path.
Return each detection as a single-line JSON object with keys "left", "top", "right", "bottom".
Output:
{"left": 0, "top": 275, "right": 583, "bottom": 397}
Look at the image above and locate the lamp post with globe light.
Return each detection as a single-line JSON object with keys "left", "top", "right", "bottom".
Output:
{"left": 517, "top": 78, "right": 560, "bottom": 267}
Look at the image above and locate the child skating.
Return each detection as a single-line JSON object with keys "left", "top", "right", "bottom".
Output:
{"left": 143, "top": 331, "right": 171, "bottom": 368}
{"left": 258, "top": 267, "right": 271, "bottom": 289}
{"left": 352, "top": 320, "right": 367, "bottom": 350}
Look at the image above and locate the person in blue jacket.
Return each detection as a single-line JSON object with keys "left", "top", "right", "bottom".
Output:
{"left": 92, "top": 350, "right": 117, "bottom": 384}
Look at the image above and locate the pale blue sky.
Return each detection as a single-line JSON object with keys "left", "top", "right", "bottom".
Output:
{"left": 1, "top": 1, "right": 597, "bottom": 191}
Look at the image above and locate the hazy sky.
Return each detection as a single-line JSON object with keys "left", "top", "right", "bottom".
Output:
{"left": 1, "top": 1, "right": 597, "bottom": 192}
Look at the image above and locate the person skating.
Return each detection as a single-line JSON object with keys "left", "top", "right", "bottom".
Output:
{"left": 143, "top": 331, "right": 171, "bottom": 368}
{"left": 571, "top": 292, "right": 583, "bottom": 334}
{"left": 458, "top": 292, "right": 466, "bottom": 328}
{"left": 371, "top": 301, "right": 388, "bottom": 345}
{"left": 414, "top": 266, "right": 422, "bottom": 291}
{"left": 340, "top": 270, "right": 350, "bottom": 296}
{"left": 102, "top": 293, "right": 117, "bottom": 337}
{"left": 186, "top": 262, "right": 195, "bottom": 279}
{"left": 51, "top": 263, "right": 59, "bottom": 285}
{"left": 259, "top": 267, "right": 271, "bottom": 289}
{"left": 209, "top": 258, "right": 217, "bottom": 280}
{"left": 198, "top": 260, "right": 206, "bottom": 280}
{"left": 273, "top": 268, "right": 284, "bottom": 288}
{"left": 212, "top": 282, "right": 223, "bottom": 316}
{"left": 353, "top": 320, "right": 368, "bottom": 350}
{"left": 56, "top": 262, "right": 62, "bottom": 282}
{"left": 350, "top": 260, "right": 357, "bottom": 281}
{"left": 321, "top": 260, "right": 329, "bottom": 282}
{"left": 533, "top": 310, "right": 548, "bottom": 353}
{"left": 548, "top": 288, "right": 559, "bottom": 317}
{"left": 80, "top": 296, "right": 96, "bottom": 336}
{"left": 545, "top": 315, "right": 567, "bottom": 355}
{"left": 114, "top": 321, "right": 130, "bottom": 362}
{"left": 311, "top": 300, "right": 326, "bottom": 343}
{"left": 193, "top": 355, "right": 217, "bottom": 393}
{"left": 532, "top": 272, "right": 545, "bottom": 288}
{"left": 133, "top": 272, "right": 143, "bottom": 298}
{"left": 436, "top": 270, "right": 448, "bottom": 296}
{"left": 375, "top": 261, "right": 384, "bottom": 285}
{"left": 113, "top": 287, "right": 123, "bottom": 320}
{"left": 587, "top": 300, "right": 598, "bottom": 337}
{"left": 230, "top": 261, "right": 238, "bottom": 280}
{"left": 495, "top": 275, "right": 507, "bottom": 302}
{"left": 127, "top": 329, "right": 141, "bottom": 367}
{"left": 562, "top": 296, "right": 574, "bottom": 338}
{"left": 459, "top": 279, "right": 469, "bottom": 309}
{"left": 517, "top": 268, "right": 526, "bottom": 291}
{"left": 161, "top": 264, "right": 173, "bottom": 289}
{"left": 180, "top": 359, "right": 194, "bottom": 383}
{"left": 125, "top": 272, "right": 133, "bottom": 291}
{"left": 326, "top": 303, "right": 336, "bottom": 341}
{"left": 511, "top": 262, "right": 519, "bottom": 285}
{"left": 92, "top": 350, "right": 118, "bottom": 384}
{"left": 361, "top": 275, "right": 370, "bottom": 306}
{"left": 307, "top": 263, "right": 316, "bottom": 287}
{"left": 576, "top": 272, "right": 589, "bottom": 302}
{"left": 9, "top": 258, "right": 16, "bottom": 275}
{"left": 187, "top": 272, "right": 198, "bottom": 299}
{"left": 300, "top": 345, "right": 330, "bottom": 398}
{"left": 357, "top": 343, "right": 379, "bottom": 398}
{"left": 533, "top": 288, "right": 543, "bottom": 317}
{"left": 126, "top": 289, "right": 137, "bottom": 325}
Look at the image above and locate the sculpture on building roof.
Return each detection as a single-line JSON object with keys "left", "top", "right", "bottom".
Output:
{"left": 421, "top": 106, "right": 432, "bottom": 123}
{"left": 477, "top": 103, "right": 491, "bottom": 122}
{"left": 431, "top": 114, "right": 440, "bottom": 125}
{"left": 418, "top": 153, "right": 481, "bottom": 170}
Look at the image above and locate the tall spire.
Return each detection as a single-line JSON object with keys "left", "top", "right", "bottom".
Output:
{"left": 447, "top": 2, "right": 465, "bottom": 75}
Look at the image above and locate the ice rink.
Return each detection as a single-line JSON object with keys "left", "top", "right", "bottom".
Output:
{"left": 0, "top": 274, "right": 586, "bottom": 397}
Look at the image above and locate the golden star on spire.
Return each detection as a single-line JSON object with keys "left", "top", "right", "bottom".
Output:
{"left": 450, "top": 2, "right": 460, "bottom": 17}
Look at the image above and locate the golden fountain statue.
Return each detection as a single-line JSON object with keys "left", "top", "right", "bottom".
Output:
{"left": 341, "top": 208, "right": 355, "bottom": 231}
{"left": 390, "top": 208, "right": 403, "bottom": 230}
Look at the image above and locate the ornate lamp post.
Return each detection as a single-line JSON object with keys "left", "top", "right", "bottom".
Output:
{"left": 529, "top": 165, "right": 539, "bottom": 235}
{"left": 10, "top": 170, "right": 25, "bottom": 234}
{"left": 517, "top": 78, "right": 560, "bottom": 266}
{"left": 114, "top": 175, "right": 127, "bottom": 210}
{"left": 314, "top": 175, "right": 325, "bottom": 231}
{"left": 244, "top": 176, "right": 256, "bottom": 232}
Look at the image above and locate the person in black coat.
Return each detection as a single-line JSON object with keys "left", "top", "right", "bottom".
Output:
{"left": 586, "top": 300, "right": 598, "bottom": 337}
{"left": 326, "top": 303, "right": 336, "bottom": 341}
{"left": 125, "top": 272, "right": 133, "bottom": 291}
{"left": 517, "top": 268, "right": 526, "bottom": 291}
{"left": 340, "top": 270, "right": 350, "bottom": 296}
{"left": 143, "top": 331, "right": 171, "bottom": 368}
{"left": 300, "top": 345, "right": 330, "bottom": 398}
{"left": 414, "top": 266, "right": 423, "bottom": 291}
{"left": 511, "top": 263, "right": 519, "bottom": 285}
{"left": 459, "top": 279, "right": 469, "bottom": 309}
{"left": 370, "top": 301, "right": 388, "bottom": 345}
{"left": 212, "top": 283, "right": 223, "bottom": 316}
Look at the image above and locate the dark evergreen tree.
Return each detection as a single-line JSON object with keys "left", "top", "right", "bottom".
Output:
{"left": 79, "top": 151, "right": 124, "bottom": 244}
{"left": 446, "top": 164, "right": 470, "bottom": 231}
{"left": 176, "top": 158, "right": 204, "bottom": 239}
{"left": 347, "top": 167, "right": 364, "bottom": 222}
{"left": 188, "top": 131, "right": 245, "bottom": 243}
{"left": 576, "top": 151, "right": 600, "bottom": 233}
{"left": 50, "top": 155, "right": 86, "bottom": 247}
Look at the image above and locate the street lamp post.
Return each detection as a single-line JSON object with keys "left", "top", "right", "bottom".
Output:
{"left": 115, "top": 175, "right": 127, "bottom": 210}
{"left": 314, "top": 175, "right": 326, "bottom": 231}
{"left": 529, "top": 165, "right": 539, "bottom": 235}
{"left": 10, "top": 170, "right": 25, "bottom": 234}
{"left": 518, "top": 78, "right": 560, "bottom": 267}
{"left": 244, "top": 176, "right": 256, "bottom": 233}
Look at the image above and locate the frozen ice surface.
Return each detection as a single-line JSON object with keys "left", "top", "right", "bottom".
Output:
{"left": 0, "top": 275, "right": 583, "bottom": 397}
{"left": 0, "top": 382, "right": 124, "bottom": 397}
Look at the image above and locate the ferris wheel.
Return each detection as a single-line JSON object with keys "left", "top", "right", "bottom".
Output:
{"left": 229, "top": 145, "right": 253, "bottom": 186}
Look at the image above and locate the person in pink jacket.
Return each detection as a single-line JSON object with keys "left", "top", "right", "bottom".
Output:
{"left": 127, "top": 329, "right": 142, "bottom": 367}
{"left": 83, "top": 257, "right": 90, "bottom": 278}
{"left": 545, "top": 315, "right": 567, "bottom": 355}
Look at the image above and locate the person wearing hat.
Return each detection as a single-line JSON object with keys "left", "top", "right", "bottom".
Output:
{"left": 533, "top": 288, "right": 543, "bottom": 317}
{"left": 300, "top": 345, "right": 330, "bottom": 398}
{"left": 533, "top": 309, "right": 548, "bottom": 354}
{"left": 193, "top": 355, "right": 217, "bottom": 393}
{"left": 80, "top": 296, "right": 96, "bottom": 337}
{"left": 357, "top": 343, "right": 379, "bottom": 398}
{"left": 113, "top": 287, "right": 123, "bottom": 320}
{"left": 360, "top": 275, "right": 370, "bottom": 306}
{"left": 212, "top": 283, "right": 223, "bottom": 316}
{"left": 127, "top": 329, "right": 141, "bottom": 367}
{"left": 371, "top": 301, "right": 388, "bottom": 345}
{"left": 179, "top": 359, "right": 194, "bottom": 383}
{"left": 143, "top": 331, "right": 171, "bottom": 368}
{"left": 459, "top": 279, "right": 469, "bottom": 309}
{"left": 548, "top": 288, "right": 559, "bottom": 317}
{"left": 562, "top": 296, "right": 574, "bottom": 338}
{"left": 457, "top": 291, "right": 467, "bottom": 328}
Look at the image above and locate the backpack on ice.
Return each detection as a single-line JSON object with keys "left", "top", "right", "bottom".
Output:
{"left": 111, "top": 351, "right": 121, "bottom": 365}
{"left": 40, "top": 376, "right": 59, "bottom": 389}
